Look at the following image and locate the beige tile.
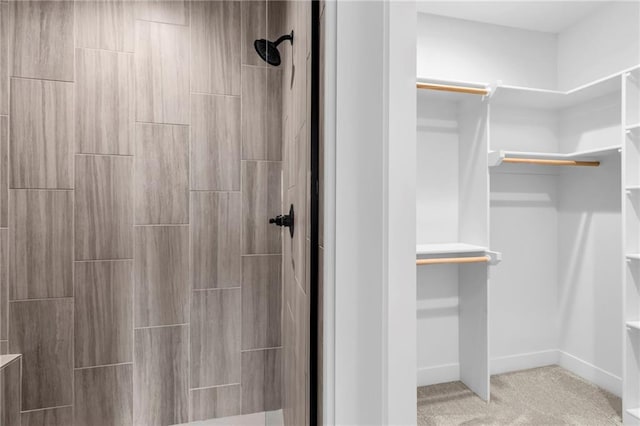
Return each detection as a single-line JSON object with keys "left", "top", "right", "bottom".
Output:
{"left": 10, "top": 0, "right": 74, "bottom": 81}
{"left": 74, "top": 260, "right": 133, "bottom": 368}
{"left": 241, "top": 349, "right": 282, "bottom": 414}
{"left": 75, "top": 0, "right": 134, "bottom": 52}
{"left": 0, "top": 116, "right": 7, "bottom": 226}
{"left": 191, "top": 94, "right": 241, "bottom": 191}
{"left": 76, "top": 48, "right": 134, "bottom": 155}
{"left": 242, "top": 161, "right": 282, "bottom": 255}
{"left": 135, "top": 124, "right": 189, "bottom": 224}
{"left": 190, "top": 385, "right": 241, "bottom": 421}
{"left": 135, "top": 226, "right": 189, "bottom": 327}
{"left": 135, "top": 20, "right": 189, "bottom": 125}
{"left": 191, "top": 289, "right": 241, "bottom": 388}
{"left": 0, "top": 3, "right": 7, "bottom": 115}
{"left": 241, "top": 1, "right": 266, "bottom": 67}
{"left": 267, "top": 1, "right": 287, "bottom": 47}
{"left": 135, "top": 0, "right": 189, "bottom": 25}
{"left": 134, "top": 325, "right": 188, "bottom": 426}
{"left": 0, "top": 230, "right": 6, "bottom": 340}
{"left": 191, "top": 192, "right": 241, "bottom": 289}
{"left": 9, "top": 190, "right": 73, "bottom": 300}
{"left": 75, "top": 155, "right": 133, "bottom": 260}
{"left": 0, "top": 357, "right": 20, "bottom": 426}
{"left": 74, "top": 364, "right": 133, "bottom": 426}
{"left": 242, "top": 66, "right": 283, "bottom": 161}
{"left": 242, "top": 255, "right": 281, "bottom": 350}
{"left": 191, "top": 0, "right": 241, "bottom": 95}
{"left": 21, "top": 406, "right": 73, "bottom": 426}
{"left": 9, "top": 299, "right": 73, "bottom": 410}
{"left": 10, "top": 78, "right": 73, "bottom": 189}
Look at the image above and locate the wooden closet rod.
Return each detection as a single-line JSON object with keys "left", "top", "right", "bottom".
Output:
{"left": 503, "top": 158, "right": 600, "bottom": 167}
{"left": 416, "top": 256, "right": 490, "bottom": 266}
{"left": 416, "top": 82, "right": 489, "bottom": 95}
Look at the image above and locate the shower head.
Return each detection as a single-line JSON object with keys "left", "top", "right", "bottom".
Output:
{"left": 254, "top": 31, "right": 294, "bottom": 67}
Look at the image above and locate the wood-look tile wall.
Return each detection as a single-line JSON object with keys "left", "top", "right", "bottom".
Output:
{"left": 1, "top": 0, "right": 284, "bottom": 423}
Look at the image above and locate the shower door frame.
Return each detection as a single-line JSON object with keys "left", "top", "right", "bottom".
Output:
{"left": 309, "top": 0, "right": 321, "bottom": 425}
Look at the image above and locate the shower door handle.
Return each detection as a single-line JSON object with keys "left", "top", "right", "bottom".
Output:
{"left": 269, "top": 204, "right": 294, "bottom": 238}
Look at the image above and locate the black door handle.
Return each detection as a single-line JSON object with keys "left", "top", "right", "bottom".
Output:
{"left": 269, "top": 204, "right": 294, "bottom": 238}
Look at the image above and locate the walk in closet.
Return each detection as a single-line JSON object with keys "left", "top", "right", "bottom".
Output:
{"left": 415, "top": 2, "right": 640, "bottom": 424}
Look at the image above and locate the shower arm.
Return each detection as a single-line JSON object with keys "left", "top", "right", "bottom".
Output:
{"left": 274, "top": 31, "right": 294, "bottom": 47}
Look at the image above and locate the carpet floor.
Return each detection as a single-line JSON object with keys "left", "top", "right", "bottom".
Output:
{"left": 417, "top": 366, "right": 622, "bottom": 425}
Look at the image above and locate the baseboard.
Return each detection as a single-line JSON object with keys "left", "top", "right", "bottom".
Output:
{"left": 558, "top": 351, "right": 622, "bottom": 397}
{"left": 417, "top": 350, "right": 622, "bottom": 398}
{"left": 417, "top": 363, "right": 460, "bottom": 387}
{"left": 490, "top": 350, "right": 559, "bottom": 375}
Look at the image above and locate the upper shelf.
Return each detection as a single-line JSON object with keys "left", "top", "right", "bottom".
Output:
{"left": 417, "top": 242, "right": 488, "bottom": 257}
{"left": 489, "top": 146, "right": 621, "bottom": 168}
{"left": 418, "top": 66, "right": 640, "bottom": 109}
{"left": 491, "top": 74, "right": 621, "bottom": 109}
{"left": 416, "top": 77, "right": 490, "bottom": 102}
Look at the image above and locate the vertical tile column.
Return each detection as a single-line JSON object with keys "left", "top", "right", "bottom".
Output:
{"left": 240, "top": 0, "right": 284, "bottom": 417}
{"left": 73, "top": 2, "right": 135, "bottom": 425}
{"left": 133, "top": 2, "right": 190, "bottom": 425}
{"left": 6, "top": 2, "right": 75, "bottom": 423}
{"left": 189, "top": 0, "right": 245, "bottom": 422}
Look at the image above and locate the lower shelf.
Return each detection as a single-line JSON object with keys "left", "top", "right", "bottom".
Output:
{"left": 628, "top": 408, "right": 640, "bottom": 420}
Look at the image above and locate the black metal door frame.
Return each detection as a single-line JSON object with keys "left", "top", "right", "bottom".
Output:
{"left": 309, "top": 1, "right": 320, "bottom": 425}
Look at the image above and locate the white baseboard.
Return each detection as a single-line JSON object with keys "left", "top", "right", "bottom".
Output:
{"left": 417, "top": 350, "right": 621, "bottom": 398}
{"left": 558, "top": 351, "right": 622, "bottom": 397}
{"left": 417, "top": 363, "right": 460, "bottom": 387}
{"left": 490, "top": 350, "right": 559, "bottom": 375}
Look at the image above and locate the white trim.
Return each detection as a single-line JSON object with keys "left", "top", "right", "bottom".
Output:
{"left": 417, "top": 363, "right": 460, "bottom": 387}
{"left": 322, "top": 0, "right": 337, "bottom": 424}
{"left": 558, "top": 351, "right": 623, "bottom": 397}
{"left": 490, "top": 350, "right": 559, "bottom": 375}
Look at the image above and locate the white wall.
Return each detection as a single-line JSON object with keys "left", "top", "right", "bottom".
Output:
{"left": 557, "top": 161, "right": 623, "bottom": 395}
{"left": 416, "top": 97, "right": 459, "bottom": 244}
{"left": 417, "top": 13, "right": 558, "bottom": 89}
{"left": 558, "top": 2, "right": 640, "bottom": 90}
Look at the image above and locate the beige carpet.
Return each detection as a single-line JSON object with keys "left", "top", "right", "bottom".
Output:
{"left": 417, "top": 366, "right": 622, "bottom": 425}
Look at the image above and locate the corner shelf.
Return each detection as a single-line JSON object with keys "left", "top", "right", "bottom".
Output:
{"left": 491, "top": 73, "right": 621, "bottom": 109}
{"left": 626, "top": 254, "right": 640, "bottom": 261}
{"left": 489, "top": 146, "right": 621, "bottom": 168}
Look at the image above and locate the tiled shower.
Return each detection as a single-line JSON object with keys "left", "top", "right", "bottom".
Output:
{"left": 0, "top": 0, "right": 311, "bottom": 425}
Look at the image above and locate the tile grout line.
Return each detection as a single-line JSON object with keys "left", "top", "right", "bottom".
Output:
{"left": 74, "top": 362, "right": 133, "bottom": 371}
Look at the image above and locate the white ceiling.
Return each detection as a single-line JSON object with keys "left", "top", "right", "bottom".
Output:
{"left": 416, "top": 1, "right": 613, "bottom": 33}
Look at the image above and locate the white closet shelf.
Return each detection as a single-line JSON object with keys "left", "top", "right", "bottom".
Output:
{"left": 627, "top": 408, "right": 640, "bottom": 420}
{"left": 491, "top": 73, "right": 621, "bottom": 109}
{"left": 626, "top": 321, "right": 640, "bottom": 331}
{"left": 416, "top": 77, "right": 490, "bottom": 101}
{"left": 626, "top": 254, "right": 640, "bottom": 261}
{"left": 626, "top": 123, "right": 640, "bottom": 131}
{"left": 489, "top": 147, "right": 621, "bottom": 168}
{"left": 416, "top": 243, "right": 501, "bottom": 265}
{"left": 417, "top": 243, "right": 487, "bottom": 256}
